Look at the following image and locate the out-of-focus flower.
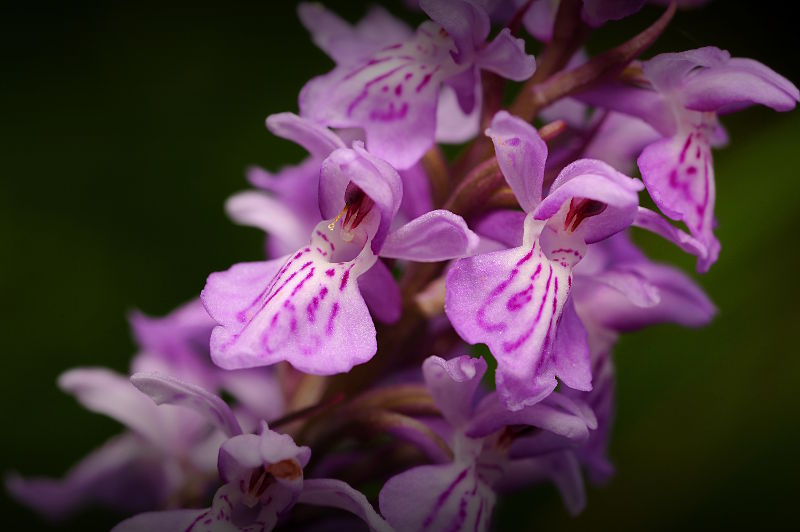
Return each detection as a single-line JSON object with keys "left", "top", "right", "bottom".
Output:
{"left": 113, "top": 374, "right": 391, "bottom": 532}
{"left": 379, "top": 355, "right": 597, "bottom": 530}
{"left": 299, "top": 0, "right": 535, "bottom": 169}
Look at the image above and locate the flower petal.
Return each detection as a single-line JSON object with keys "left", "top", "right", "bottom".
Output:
{"left": 58, "top": 368, "right": 167, "bottom": 447}
{"left": 130, "top": 372, "right": 242, "bottom": 437}
{"left": 299, "top": 478, "right": 393, "bottom": 532}
{"left": 423, "top": 355, "right": 487, "bottom": 427}
{"left": 358, "top": 259, "right": 402, "bottom": 324}
{"left": 203, "top": 224, "right": 379, "bottom": 375}
{"left": 420, "top": 0, "right": 490, "bottom": 63}
{"left": 266, "top": 112, "right": 345, "bottom": 159}
{"left": 297, "top": 3, "right": 411, "bottom": 65}
{"left": 486, "top": 110, "right": 547, "bottom": 212}
{"left": 379, "top": 462, "right": 495, "bottom": 532}
{"left": 225, "top": 190, "right": 309, "bottom": 252}
{"left": 6, "top": 434, "right": 170, "bottom": 521}
{"left": 552, "top": 300, "right": 592, "bottom": 392}
{"left": 300, "top": 21, "right": 466, "bottom": 169}
{"left": 111, "top": 509, "right": 208, "bottom": 532}
{"left": 474, "top": 28, "right": 536, "bottom": 81}
{"left": 468, "top": 392, "right": 595, "bottom": 442}
{"left": 632, "top": 206, "right": 708, "bottom": 261}
{"left": 535, "top": 159, "right": 643, "bottom": 244}
{"left": 381, "top": 209, "right": 479, "bottom": 261}
{"left": 637, "top": 131, "right": 720, "bottom": 272}
{"left": 446, "top": 215, "right": 583, "bottom": 410}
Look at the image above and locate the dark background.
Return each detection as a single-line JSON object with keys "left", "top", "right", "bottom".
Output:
{"left": 1, "top": 1, "right": 798, "bottom": 530}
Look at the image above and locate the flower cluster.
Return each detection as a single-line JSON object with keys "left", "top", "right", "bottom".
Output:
{"left": 9, "top": 1, "right": 797, "bottom": 531}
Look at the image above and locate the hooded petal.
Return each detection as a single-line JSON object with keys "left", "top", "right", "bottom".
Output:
{"left": 446, "top": 215, "right": 584, "bottom": 410}
{"left": 435, "top": 80, "right": 481, "bottom": 144}
{"left": 398, "top": 162, "right": 434, "bottom": 219}
{"left": 217, "top": 423, "right": 310, "bottom": 487}
{"left": 420, "top": 0, "right": 490, "bottom": 63}
{"left": 319, "top": 143, "right": 403, "bottom": 253}
{"left": 381, "top": 209, "right": 479, "bottom": 261}
{"left": 535, "top": 159, "right": 643, "bottom": 244}
{"left": 379, "top": 462, "right": 495, "bottom": 532}
{"left": 423, "top": 355, "right": 487, "bottom": 427}
{"left": 637, "top": 130, "right": 720, "bottom": 272}
{"left": 130, "top": 373, "right": 243, "bottom": 438}
{"left": 299, "top": 478, "right": 393, "bottom": 532}
{"left": 203, "top": 223, "right": 379, "bottom": 375}
{"left": 486, "top": 110, "right": 547, "bottom": 212}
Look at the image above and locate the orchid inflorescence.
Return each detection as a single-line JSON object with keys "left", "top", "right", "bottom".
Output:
{"left": 9, "top": 1, "right": 798, "bottom": 531}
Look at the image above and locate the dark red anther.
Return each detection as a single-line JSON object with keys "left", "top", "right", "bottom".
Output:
{"left": 564, "top": 198, "right": 607, "bottom": 232}
{"left": 341, "top": 182, "right": 375, "bottom": 232}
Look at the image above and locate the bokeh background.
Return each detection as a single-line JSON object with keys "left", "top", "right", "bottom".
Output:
{"left": 1, "top": 1, "right": 798, "bottom": 530}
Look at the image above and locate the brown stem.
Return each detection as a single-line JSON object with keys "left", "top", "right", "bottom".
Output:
{"left": 421, "top": 145, "right": 451, "bottom": 208}
{"left": 511, "top": 2, "right": 677, "bottom": 122}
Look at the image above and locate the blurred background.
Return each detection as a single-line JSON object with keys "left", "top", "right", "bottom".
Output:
{"left": 1, "top": 1, "right": 798, "bottom": 530}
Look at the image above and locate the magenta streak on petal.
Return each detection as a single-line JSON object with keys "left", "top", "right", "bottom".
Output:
{"left": 291, "top": 267, "right": 315, "bottom": 297}
{"left": 679, "top": 133, "right": 693, "bottom": 163}
{"left": 502, "top": 265, "right": 553, "bottom": 353}
{"left": 325, "top": 268, "right": 335, "bottom": 277}
{"left": 347, "top": 63, "right": 415, "bottom": 117}
{"left": 343, "top": 56, "right": 393, "bottom": 81}
{"left": 416, "top": 65, "right": 440, "bottom": 93}
{"left": 422, "top": 467, "right": 470, "bottom": 529}
{"left": 506, "top": 263, "right": 542, "bottom": 312}
{"left": 476, "top": 247, "right": 535, "bottom": 332}
{"left": 326, "top": 302, "right": 340, "bottom": 336}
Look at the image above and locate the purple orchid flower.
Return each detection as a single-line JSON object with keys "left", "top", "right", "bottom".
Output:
{"left": 580, "top": 46, "right": 799, "bottom": 271}
{"left": 204, "top": 140, "right": 479, "bottom": 375}
{"left": 445, "top": 110, "right": 644, "bottom": 410}
{"left": 299, "top": 0, "right": 536, "bottom": 169}
{"left": 7, "top": 300, "right": 285, "bottom": 521}
{"left": 230, "top": 113, "right": 435, "bottom": 326}
{"left": 113, "top": 373, "right": 391, "bottom": 532}
{"left": 378, "top": 355, "right": 597, "bottom": 530}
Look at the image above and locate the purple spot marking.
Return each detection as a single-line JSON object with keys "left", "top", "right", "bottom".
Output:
{"left": 339, "top": 266, "right": 352, "bottom": 291}
{"left": 422, "top": 468, "right": 470, "bottom": 527}
{"left": 291, "top": 267, "right": 315, "bottom": 297}
{"left": 395, "top": 84, "right": 403, "bottom": 96}
{"left": 325, "top": 268, "right": 335, "bottom": 277}
{"left": 507, "top": 137, "right": 520, "bottom": 146}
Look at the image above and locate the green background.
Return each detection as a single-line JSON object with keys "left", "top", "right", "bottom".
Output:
{"left": 1, "top": 1, "right": 797, "bottom": 530}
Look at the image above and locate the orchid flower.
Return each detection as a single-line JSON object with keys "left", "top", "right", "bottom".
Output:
{"left": 379, "top": 355, "right": 597, "bottom": 530}
{"left": 7, "top": 300, "right": 285, "bottom": 520}
{"left": 446, "top": 110, "right": 644, "bottom": 410}
{"left": 299, "top": 0, "right": 535, "bottom": 169}
{"left": 113, "top": 373, "right": 391, "bottom": 532}
{"left": 203, "top": 140, "right": 479, "bottom": 375}
{"left": 581, "top": 47, "right": 799, "bottom": 271}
